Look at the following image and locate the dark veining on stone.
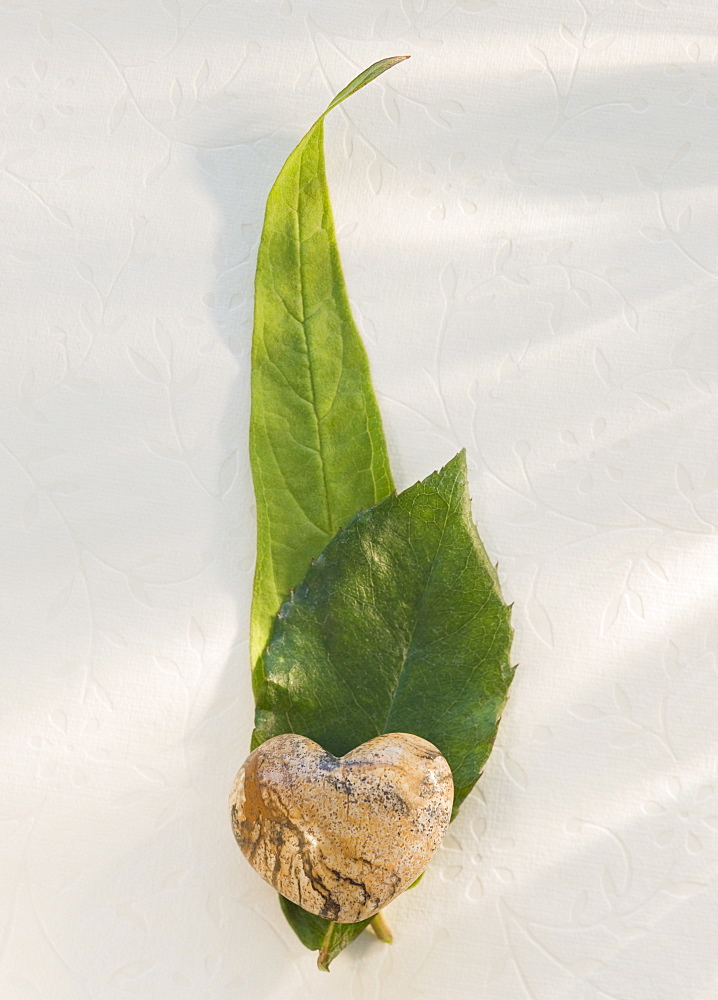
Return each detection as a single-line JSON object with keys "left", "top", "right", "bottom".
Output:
{"left": 229, "top": 732, "right": 453, "bottom": 923}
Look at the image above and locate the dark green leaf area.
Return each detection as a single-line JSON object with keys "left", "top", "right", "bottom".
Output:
{"left": 278, "top": 895, "right": 330, "bottom": 951}
{"left": 254, "top": 450, "right": 514, "bottom": 810}
{"left": 279, "top": 896, "right": 371, "bottom": 970}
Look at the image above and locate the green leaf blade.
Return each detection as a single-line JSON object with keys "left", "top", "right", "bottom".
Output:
{"left": 248, "top": 57, "right": 408, "bottom": 964}
{"left": 254, "top": 451, "right": 515, "bottom": 814}
{"left": 249, "top": 62, "right": 405, "bottom": 676}
{"left": 256, "top": 453, "right": 513, "bottom": 963}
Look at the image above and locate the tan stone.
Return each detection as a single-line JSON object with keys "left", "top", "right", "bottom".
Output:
{"left": 229, "top": 732, "right": 453, "bottom": 923}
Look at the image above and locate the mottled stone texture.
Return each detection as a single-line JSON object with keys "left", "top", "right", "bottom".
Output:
{"left": 229, "top": 733, "right": 453, "bottom": 923}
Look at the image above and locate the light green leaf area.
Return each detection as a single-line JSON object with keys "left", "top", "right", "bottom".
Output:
{"left": 249, "top": 57, "right": 408, "bottom": 679}
{"left": 254, "top": 453, "right": 514, "bottom": 964}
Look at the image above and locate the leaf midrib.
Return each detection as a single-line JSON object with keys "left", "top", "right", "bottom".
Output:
{"left": 379, "top": 474, "right": 458, "bottom": 735}
{"left": 296, "top": 122, "right": 333, "bottom": 537}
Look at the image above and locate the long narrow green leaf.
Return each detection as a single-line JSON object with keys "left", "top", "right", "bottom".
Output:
{"left": 249, "top": 57, "right": 408, "bottom": 679}
{"left": 248, "top": 56, "right": 408, "bottom": 965}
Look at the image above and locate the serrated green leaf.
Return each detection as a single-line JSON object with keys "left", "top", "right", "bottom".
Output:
{"left": 249, "top": 57, "right": 408, "bottom": 678}
{"left": 255, "top": 453, "right": 513, "bottom": 964}
{"left": 254, "top": 451, "right": 514, "bottom": 812}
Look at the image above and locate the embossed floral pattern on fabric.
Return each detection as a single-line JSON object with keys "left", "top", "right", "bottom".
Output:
{"left": 2, "top": 0, "right": 717, "bottom": 997}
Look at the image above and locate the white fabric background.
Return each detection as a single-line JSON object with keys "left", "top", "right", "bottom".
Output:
{"left": 1, "top": 1, "right": 717, "bottom": 997}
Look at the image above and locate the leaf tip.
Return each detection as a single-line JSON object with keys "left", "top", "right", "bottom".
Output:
{"left": 442, "top": 448, "right": 468, "bottom": 474}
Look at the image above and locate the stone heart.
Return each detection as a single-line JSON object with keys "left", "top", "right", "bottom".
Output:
{"left": 229, "top": 732, "right": 453, "bottom": 923}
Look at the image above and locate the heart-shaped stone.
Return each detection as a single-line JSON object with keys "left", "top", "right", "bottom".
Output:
{"left": 229, "top": 732, "right": 453, "bottom": 923}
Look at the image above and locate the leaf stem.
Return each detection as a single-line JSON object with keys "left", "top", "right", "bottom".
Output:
{"left": 317, "top": 923, "right": 336, "bottom": 972}
{"left": 369, "top": 911, "right": 393, "bottom": 944}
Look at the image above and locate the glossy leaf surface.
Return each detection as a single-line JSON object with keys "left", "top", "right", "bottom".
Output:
{"left": 254, "top": 452, "right": 514, "bottom": 810}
